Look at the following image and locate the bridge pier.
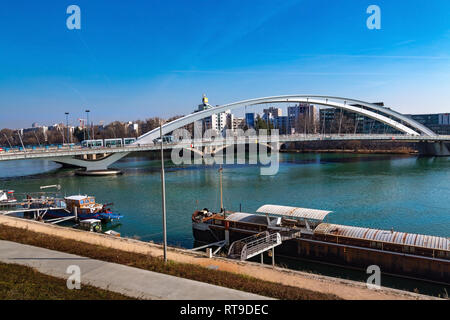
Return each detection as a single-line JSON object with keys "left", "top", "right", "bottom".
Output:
{"left": 52, "top": 152, "right": 129, "bottom": 173}
{"left": 417, "top": 142, "right": 450, "bottom": 156}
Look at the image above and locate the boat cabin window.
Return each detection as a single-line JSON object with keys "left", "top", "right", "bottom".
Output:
{"left": 268, "top": 217, "right": 281, "bottom": 226}
{"left": 281, "top": 217, "right": 297, "bottom": 227}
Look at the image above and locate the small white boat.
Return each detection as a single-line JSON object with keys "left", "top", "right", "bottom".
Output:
{"left": 0, "top": 190, "right": 17, "bottom": 207}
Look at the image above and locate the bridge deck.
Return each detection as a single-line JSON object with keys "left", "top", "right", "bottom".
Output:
{"left": 1, "top": 134, "right": 449, "bottom": 161}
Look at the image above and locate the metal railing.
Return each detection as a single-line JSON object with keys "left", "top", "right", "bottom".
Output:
{"left": 278, "top": 229, "right": 302, "bottom": 241}
{"left": 2, "top": 133, "right": 450, "bottom": 161}
{"left": 228, "top": 231, "right": 282, "bottom": 261}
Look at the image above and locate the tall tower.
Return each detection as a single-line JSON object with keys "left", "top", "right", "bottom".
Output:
{"left": 202, "top": 94, "right": 209, "bottom": 106}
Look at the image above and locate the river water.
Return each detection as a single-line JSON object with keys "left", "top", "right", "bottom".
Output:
{"left": 1, "top": 153, "right": 449, "bottom": 296}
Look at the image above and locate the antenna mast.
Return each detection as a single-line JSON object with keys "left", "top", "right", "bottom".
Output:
{"left": 219, "top": 165, "right": 223, "bottom": 211}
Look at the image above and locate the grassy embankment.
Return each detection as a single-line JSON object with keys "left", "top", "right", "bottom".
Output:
{"left": 0, "top": 225, "right": 339, "bottom": 300}
{"left": 0, "top": 262, "right": 130, "bottom": 300}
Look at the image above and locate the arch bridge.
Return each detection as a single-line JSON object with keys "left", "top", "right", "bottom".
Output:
{"left": 1, "top": 95, "right": 448, "bottom": 171}
{"left": 136, "top": 95, "right": 436, "bottom": 145}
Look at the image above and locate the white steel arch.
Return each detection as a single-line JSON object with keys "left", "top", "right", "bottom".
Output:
{"left": 135, "top": 95, "right": 434, "bottom": 144}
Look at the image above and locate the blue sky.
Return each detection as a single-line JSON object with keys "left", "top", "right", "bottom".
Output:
{"left": 0, "top": 0, "right": 449, "bottom": 128}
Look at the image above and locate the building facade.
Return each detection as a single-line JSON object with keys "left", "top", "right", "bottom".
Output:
{"left": 273, "top": 116, "right": 288, "bottom": 134}
{"left": 319, "top": 103, "right": 402, "bottom": 134}
{"left": 287, "top": 104, "right": 318, "bottom": 133}
{"left": 407, "top": 113, "right": 450, "bottom": 135}
{"left": 232, "top": 117, "right": 245, "bottom": 130}
{"left": 262, "top": 107, "right": 282, "bottom": 122}
{"left": 245, "top": 112, "right": 256, "bottom": 129}
{"left": 194, "top": 94, "right": 233, "bottom": 135}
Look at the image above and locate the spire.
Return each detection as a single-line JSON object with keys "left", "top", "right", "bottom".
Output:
{"left": 202, "top": 94, "right": 209, "bottom": 105}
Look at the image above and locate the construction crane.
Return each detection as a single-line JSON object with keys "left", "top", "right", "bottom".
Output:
{"left": 78, "top": 118, "right": 86, "bottom": 128}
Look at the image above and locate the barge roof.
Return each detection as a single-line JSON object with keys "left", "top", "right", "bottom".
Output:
{"left": 226, "top": 212, "right": 269, "bottom": 225}
{"left": 256, "top": 204, "right": 332, "bottom": 221}
{"left": 65, "top": 195, "right": 89, "bottom": 201}
{"left": 315, "top": 223, "right": 450, "bottom": 251}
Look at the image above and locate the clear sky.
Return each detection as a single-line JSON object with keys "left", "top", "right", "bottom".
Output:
{"left": 0, "top": 0, "right": 449, "bottom": 128}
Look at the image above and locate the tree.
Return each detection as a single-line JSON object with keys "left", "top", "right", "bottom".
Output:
{"left": 255, "top": 115, "right": 273, "bottom": 133}
{"left": 139, "top": 117, "right": 164, "bottom": 134}
{"left": 0, "top": 129, "right": 16, "bottom": 147}
{"left": 73, "top": 127, "right": 85, "bottom": 142}
{"left": 295, "top": 113, "right": 317, "bottom": 134}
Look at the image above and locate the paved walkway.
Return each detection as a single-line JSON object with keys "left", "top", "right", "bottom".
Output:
{"left": 0, "top": 240, "right": 271, "bottom": 300}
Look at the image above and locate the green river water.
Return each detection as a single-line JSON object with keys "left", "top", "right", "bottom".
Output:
{"left": 0, "top": 152, "right": 449, "bottom": 296}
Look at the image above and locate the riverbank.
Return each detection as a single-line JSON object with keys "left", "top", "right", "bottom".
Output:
{"left": 0, "top": 215, "right": 436, "bottom": 300}
{"left": 281, "top": 140, "right": 417, "bottom": 155}
{"left": 0, "top": 216, "right": 337, "bottom": 300}
{"left": 0, "top": 261, "right": 131, "bottom": 300}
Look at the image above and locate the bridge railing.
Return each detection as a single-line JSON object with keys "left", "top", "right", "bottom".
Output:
{"left": 1, "top": 134, "right": 450, "bottom": 157}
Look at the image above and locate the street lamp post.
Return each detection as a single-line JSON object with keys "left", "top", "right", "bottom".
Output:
{"left": 85, "top": 110, "right": 90, "bottom": 140}
{"left": 3, "top": 133, "right": 12, "bottom": 148}
{"left": 160, "top": 124, "right": 167, "bottom": 263}
{"left": 65, "top": 112, "right": 70, "bottom": 144}
{"left": 17, "top": 131, "right": 26, "bottom": 152}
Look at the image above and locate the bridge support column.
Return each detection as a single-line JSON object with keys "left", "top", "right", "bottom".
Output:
{"left": 272, "top": 247, "right": 275, "bottom": 267}
{"left": 417, "top": 142, "right": 450, "bottom": 156}
{"left": 51, "top": 152, "right": 130, "bottom": 172}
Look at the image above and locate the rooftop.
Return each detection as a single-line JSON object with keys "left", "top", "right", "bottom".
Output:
{"left": 226, "top": 212, "right": 270, "bottom": 225}
{"left": 315, "top": 223, "right": 450, "bottom": 251}
{"left": 256, "top": 204, "right": 332, "bottom": 221}
{"left": 65, "top": 195, "right": 89, "bottom": 201}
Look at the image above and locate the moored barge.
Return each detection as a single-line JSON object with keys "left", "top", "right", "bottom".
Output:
{"left": 192, "top": 204, "right": 450, "bottom": 284}
{"left": 24, "top": 194, "right": 122, "bottom": 222}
